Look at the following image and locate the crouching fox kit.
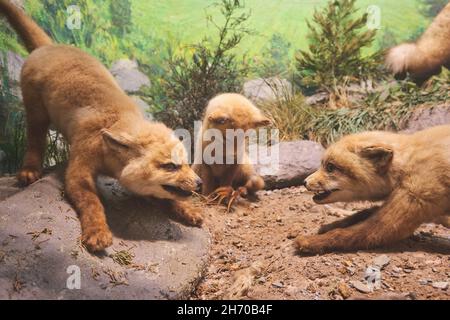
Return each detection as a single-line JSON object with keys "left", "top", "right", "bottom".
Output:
{"left": 0, "top": 1, "right": 203, "bottom": 252}
{"left": 297, "top": 125, "right": 450, "bottom": 253}
{"left": 386, "top": 3, "right": 450, "bottom": 85}
{"left": 192, "top": 94, "right": 270, "bottom": 204}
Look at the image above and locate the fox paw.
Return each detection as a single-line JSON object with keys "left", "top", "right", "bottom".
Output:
{"left": 17, "top": 167, "right": 42, "bottom": 186}
{"left": 295, "top": 235, "right": 327, "bottom": 254}
{"left": 177, "top": 205, "right": 204, "bottom": 226}
{"left": 82, "top": 226, "right": 113, "bottom": 252}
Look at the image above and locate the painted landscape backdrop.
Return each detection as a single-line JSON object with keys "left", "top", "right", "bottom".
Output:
{"left": 0, "top": 0, "right": 449, "bottom": 173}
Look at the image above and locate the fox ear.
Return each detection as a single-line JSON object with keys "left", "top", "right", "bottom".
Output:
{"left": 102, "top": 129, "right": 134, "bottom": 151}
{"left": 254, "top": 116, "right": 272, "bottom": 127}
{"left": 359, "top": 145, "right": 393, "bottom": 170}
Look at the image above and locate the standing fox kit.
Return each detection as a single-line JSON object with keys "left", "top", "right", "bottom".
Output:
{"left": 193, "top": 94, "right": 270, "bottom": 203}
{"left": 386, "top": 3, "right": 450, "bottom": 85}
{"left": 297, "top": 125, "right": 450, "bottom": 253}
{"left": 0, "top": 1, "right": 203, "bottom": 251}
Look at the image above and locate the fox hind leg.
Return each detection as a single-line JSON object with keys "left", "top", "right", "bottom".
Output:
{"left": 17, "top": 93, "right": 50, "bottom": 186}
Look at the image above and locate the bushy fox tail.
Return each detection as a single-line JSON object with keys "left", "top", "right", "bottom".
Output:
{"left": 0, "top": 0, "right": 52, "bottom": 52}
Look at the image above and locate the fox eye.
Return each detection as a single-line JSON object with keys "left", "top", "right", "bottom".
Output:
{"left": 161, "top": 163, "right": 181, "bottom": 171}
{"left": 326, "top": 163, "right": 336, "bottom": 173}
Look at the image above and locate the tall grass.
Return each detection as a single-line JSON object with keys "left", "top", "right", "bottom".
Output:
{"left": 261, "top": 71, "right": 450, "bottom": 146}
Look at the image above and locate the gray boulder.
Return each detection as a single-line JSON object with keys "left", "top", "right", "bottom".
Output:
{"left": 243, "top": 77, "right": 293, "bottom": 103}
{"left": 130, "top": 96, "right": 153, "bottom": 121}
{"left": 110, "top": 59, "right": 150, "bottom": 93}
{"left": 0, "top": 171, "right": 209, "bottom": 299}
{"left": 402, "top": 103, "right": 450, "bottom": 133}
{"left": 0, "top": 50, "right": 25, "bottom": 98}
{"left": 252, "top": 140, "right": 324, "bottom": 189}
{"left": 0, "top": 176, "right": 20, "bottom": 202}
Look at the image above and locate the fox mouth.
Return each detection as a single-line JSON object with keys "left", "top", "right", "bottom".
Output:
{"left": 162, "top": 185, "right": 193, "bottom": 198}
{"left": 313, "top": 189, "right": 339, "bottom": 202}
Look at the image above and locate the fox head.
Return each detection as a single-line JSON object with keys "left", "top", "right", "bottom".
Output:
{"left": 101, "top": 122, "right": 202, "bottom": 200}
{"left": 305, "top": 132, "right": 396, "bottom": 204}
{"left": 205, "top": 93, "right": 271, "bottom": 134}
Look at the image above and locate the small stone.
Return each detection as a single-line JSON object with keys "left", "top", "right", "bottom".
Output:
{"left": 257, "top": 276, "right": 266, "bottom": 284}
{"left": 288, "top": 206, "right": 296, "bottom": 211}
{"left": 272, "top": 281, "right": 284, "bottom": 288}
{"left": 350, "top": 280, "right": 372, "bottom": 294}
{"left": 432, "top": 282, "right": 449, "bottom": 290}
{"left": 338, "top": 282, "right": 352, "bottom": 299}
{"left": 419, "top": 279, "right": 430, "bottom": 285}
{"left": 403, "top": 268, "right": 413, "bottom": 274}
{"left": 276, "top": 217, "right": 283, "bottom": 223}
{"left": 286, "top": 231, "right": 297, "bottom": 239}
{"left": 373, "top": 255, "right": 390, "bottom": 269}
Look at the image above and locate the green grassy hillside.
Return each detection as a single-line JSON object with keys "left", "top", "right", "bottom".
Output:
{"left": 132, "top": 0, "right": 427, "bottom": 55}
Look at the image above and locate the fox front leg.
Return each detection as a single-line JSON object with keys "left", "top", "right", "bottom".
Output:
{"left": 65, "top": 158, "right": 112, "bottom": 252}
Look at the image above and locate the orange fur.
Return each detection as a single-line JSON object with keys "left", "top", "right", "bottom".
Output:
{"left": 1, "top": 0, "right": 203, "bottom": 252}
{"left": 192, "top": 93, "right": 269, "bottom": 198}
{"left": 297, "top": 126, "right": 450, "bottom": 253}
{"left": 386, "top": 3, "right": 450, "bottom": 85}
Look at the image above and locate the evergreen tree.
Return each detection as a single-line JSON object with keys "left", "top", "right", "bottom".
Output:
{"left": 110, "top": 0, "right": 132, "bottom": 36}
{"left": 295, "top": 0, "right": 381, "bottom": 96}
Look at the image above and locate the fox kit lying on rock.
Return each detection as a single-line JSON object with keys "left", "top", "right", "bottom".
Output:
{"left": 296, "top": 125, "right": 450, "bottom": 254}
{"left": 0, "top": 1, "right": 203, "bottom": 252}
{"left": 386, "top": 3, "right": 450, "bottom": 85}
{"left": 192, "top": 93, "right": 270, "bottom": 210}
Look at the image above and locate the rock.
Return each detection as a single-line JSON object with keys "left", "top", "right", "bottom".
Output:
{"left": 252, "top": 140, "right": 324, "bottom": 189}
{"left": 0, "top": 51, "right": 24, "bottom": 83}
{"left": 432, "top": 282, "right": 449, "bottom": 290}
{"left": 243, "top": 77, "right": 292, "bottom": 103}
{"left": 272, "top": 281, "right": 284, "bottom": 289}
{"left": 350, "top": 280, "right": 372, "bottom": 294}
{"left": 130, "top": 96, "right": 153, "bottom": 121}
{"left": 373, "top": 255, "right": 391, "bottom": 270}
{"left": 305, "top": 92, "right": 329, "bottom": 105}
{"left": 402, "top": 103, "right": 450, "bottom": 133}
{"left": 338, "top": 282, "right": 352, "bottom": 299}
{"left": 0, "top": 51, "right": 25, "bottom": 98}
{"left": 0, "top": 176, "right": 20, "bottom": 202}
{"left": 0, "top": 171, "right": 209, "bottom": 299}
{"left": 110, "top": 59, "right": 150, "bottom": 93}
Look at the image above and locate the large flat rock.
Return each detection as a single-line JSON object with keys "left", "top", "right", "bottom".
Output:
{"left": 0, "top": 176, "right": 20, "bottom": 202}
{"left": 402, "top": 103, "right": 450, "bottom": 133}
{"left": 0, "top": 171, "right": 209, "bottom": 299}
{"left": 253, "top": 140, "right": 324, "bottom": 190}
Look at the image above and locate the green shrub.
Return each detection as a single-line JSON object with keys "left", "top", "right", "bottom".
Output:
{"left": 27, "top": 0, "right": 123, "bottom": 64}
{"left": 260, "top": 71, "right": 449, "bottom": 145}
{"left": 295, "top": 0, "right": 383, "bottom": 106}
{"left": 254, "top": 32, "right": 293, "bottom": 78}
{"left": 145, "top": 0, "right": 252, "bottom": 134}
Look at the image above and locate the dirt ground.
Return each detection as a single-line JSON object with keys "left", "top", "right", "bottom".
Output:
{"left": 193, "top": 186, "right": 450, "bottom": 300}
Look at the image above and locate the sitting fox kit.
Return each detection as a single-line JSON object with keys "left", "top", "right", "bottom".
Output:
{"left": 193, "top": 93, "right": 270, "bottom": 199}
{"left": 0, "top": 1, "right": 203, "bottom": 252}
{"left": 386, "top": 3, "right": 450, "bottom": 85}
{"left": 296, "top": 125, "right": 450, "bottom": 253}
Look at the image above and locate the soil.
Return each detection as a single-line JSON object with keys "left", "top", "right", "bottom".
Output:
{"left": 193, "top": 186, "right": 450, "bottom": 300}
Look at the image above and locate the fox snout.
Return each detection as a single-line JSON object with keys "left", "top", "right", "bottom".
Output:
{"left": 304, "top": 172, "right": 319, "bottom": 191}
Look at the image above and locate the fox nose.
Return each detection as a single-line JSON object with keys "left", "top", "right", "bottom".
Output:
{"left": 303, "top": 178, "right": 309, "bottom": 189}
{"left": 195, "top": 177, "right": 203, "bottom": 192}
